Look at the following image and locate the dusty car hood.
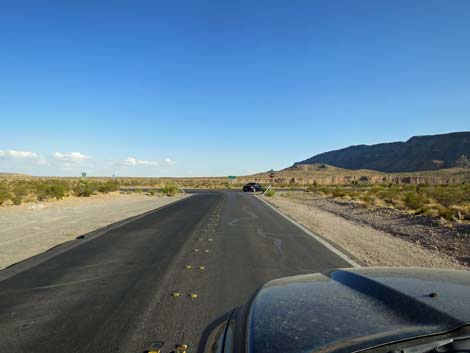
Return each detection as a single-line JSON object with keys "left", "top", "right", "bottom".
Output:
{"left": 247, "top": 267, "right": 470, "bottom": 353}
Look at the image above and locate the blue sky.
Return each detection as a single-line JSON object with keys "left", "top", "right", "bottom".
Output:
{"left": 1, "top": 0, "right": 469, "bottom": 177}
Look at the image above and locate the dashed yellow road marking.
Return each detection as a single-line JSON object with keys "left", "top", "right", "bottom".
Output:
{"left": 175, "top": 344, "right": 189, "bottom": 353}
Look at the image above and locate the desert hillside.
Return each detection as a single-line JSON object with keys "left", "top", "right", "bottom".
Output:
{"left": 295, "top": 131, "right": 470, "bottom": 172}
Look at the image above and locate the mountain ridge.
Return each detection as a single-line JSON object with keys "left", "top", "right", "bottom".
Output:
{"left": 294, "top": 131, "right": 470, "bottom": 173}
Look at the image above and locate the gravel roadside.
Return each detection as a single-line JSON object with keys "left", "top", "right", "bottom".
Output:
{"left": 0, "top": 193, "right": 189, "bottom": 269}
{"left": 264, "top": 193, "right": 468, "bottom": 270}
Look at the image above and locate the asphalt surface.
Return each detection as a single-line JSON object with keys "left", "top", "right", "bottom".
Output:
{"left": 0, "top": 191, "right": 351, "bottom": 353}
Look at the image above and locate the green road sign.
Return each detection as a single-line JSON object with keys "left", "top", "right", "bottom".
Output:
{"left": 227, "top": 176, "right": 237, "bottom": 180}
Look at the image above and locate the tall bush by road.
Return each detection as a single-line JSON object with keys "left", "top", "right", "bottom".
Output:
{"left": 161, "top": 183, "right": 180, "bottom": 196}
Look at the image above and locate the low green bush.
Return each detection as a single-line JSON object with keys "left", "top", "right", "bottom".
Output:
{"left": 404, "top": 192, "right": 428, "bottom": 210}
{"left": 265, "top": 189, "right": 275, "bottom": 197}
{"left": 316, "top": 186, "right": 330, "bottom": 195}
{"left": 306, "top": 182, "right": 317, "bottom": 193}
{"left": 436, "top": 204, "right": 454, "bottom": 221}
{"left": 422, "top": 206, "right": 440, "bottom": 218}
{"left": 96, "top": 180, "right": 119, "bottom": 193}
{"left": 331, "top": 187, "right": 346, "bottom": 197}
{"left": 361, "top": 194, "right": 375, "bottom": 207}
{"left": 161, "top": 183, "right": 179, "bottom": 196}
{"left": 73, "top": 180, "right": 96, "bottom": 197}
{"left": 427, "top": 185, "right": 470, "bottom": 207}
{"left": 35, "top": 181, "right": 70, "bottom": 200}
{"left": 12, "top": 183, "right": 29, "bottom": 205}
{"left": 0, "top": 181, "right": 11, "bottom": 205}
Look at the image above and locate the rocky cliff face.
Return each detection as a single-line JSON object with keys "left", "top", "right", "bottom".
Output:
{"left": 295, "top": 132, "right": 470, "bottom": 172}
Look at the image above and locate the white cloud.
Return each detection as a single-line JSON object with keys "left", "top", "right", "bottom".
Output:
{"left": 122, "top": 156, "right": 175, "bottom": 167}
{"left": 53, "top": 152, "right": 89, "bottom": 162}
{"left": 122, "top": 157, "right": 159, "bottom": 166}
{"left": 0, "top": 149, "right": 175, "bottom": 176}
{"left": 163, "top": 158, "right": 175, "bottom": 166}
{"left": 0, "top": 150, "right": 39, "bottom": 159}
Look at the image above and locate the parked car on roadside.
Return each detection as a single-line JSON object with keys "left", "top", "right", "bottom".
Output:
{"left": 243, "top": 183, "right": 263, "bottom": 192}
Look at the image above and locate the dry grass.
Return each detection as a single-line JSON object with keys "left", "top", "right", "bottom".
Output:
{"left": 294, "top": 183, "right": 470, "bottom": 223}
{"left": 0, "top": 178, "right": 122, "bottom": 205}
{"left": 0, "top": 177, "right": 189, "bottom": 205}
{"left": 2, "top": 165, "right": 470, "bottom": 208}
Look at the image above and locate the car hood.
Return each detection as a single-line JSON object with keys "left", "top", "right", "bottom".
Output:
{"left": 247, "top": 267, "right": 470, "bottom": 353}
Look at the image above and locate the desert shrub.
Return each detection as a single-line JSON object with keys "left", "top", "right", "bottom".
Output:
{"left": 345, "top": 190, "right": 359, "bottom": 199}
{"left": 73, "top": 180, "right": 96, "bottom": 197}
{"left": 378, "top": 188, "right": 400, "bottom": 199}
{"left": 312, "top": 183, "right": 468, "bottom": 221}
{"left": 149, "top": 190, "right": 156, "bottom": 196}
{"left": 96, "top": 180, "right": 119, "bottom": 193}
{"left": 0, "top": 181, "right": 11, "bottom": 205}
{"left": 361, "top": 194, "right": 375, "bottom": 208}
{"left": 404, "top": 192, "right": 428, "bottom": 211}
{"left": 401, "top": 185, "right": 419, "bottom": 193}
{"left": 427, "top": 185, "right": 470, "bottom": 207}
{"left": 435, "top": 204, "right": 454, "bottom": 221}
{"left": 46, "top": 183, "right": 67, "bottom": 200}
{"left": 265, "top": 189, "right": 275, "bottom": 197}
{"left": 422, "top": 206, "right": 440, "bottom": 218}
{"left": 306, "top": 182, "right": 318, "bottom": 193}
{"left": 331, "top": 187, "right": 346, "bottom": 198}
{"left": 316, "top": 185, "right": 330, "bottom": 195}
{"left": 448, "top": 205, "right": 470, "bottom": 221}
{"left": 376, "top": 188, "right": 401, "bottom": 205}
{"left": 370, "top": 185, "right": 385, "bottom": 193}
{"left": 35, "top": 181, "right": 70, "bottom": 200}
{"left": 381, "top": 197, "right": 394, "bottom": 205}
{"left": 12, "top": 183, "right": 29, "bottom": 205}
{"left": 161, "top": 183, "right": 179, "bottom": 196}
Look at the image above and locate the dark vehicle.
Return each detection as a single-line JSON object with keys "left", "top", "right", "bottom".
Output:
{"left": 202, "top": 267, "right": 470, "bottom": 353}
{"left": 243, "top": 183, "right": 263, "bottom": 192}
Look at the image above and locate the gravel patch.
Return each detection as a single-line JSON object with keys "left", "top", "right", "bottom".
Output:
{"left": 0, "top": 193, "right": 189, "bottom": 269}
{"left": 265, "top": 193, "right": 468, "bottom": 270}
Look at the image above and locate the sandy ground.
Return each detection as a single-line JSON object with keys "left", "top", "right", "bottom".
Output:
{"left": 264, "top": 193, "right": 467, "bottom": 270}
{"left": 0, "top": 193, "right": 189, "bottom": 269}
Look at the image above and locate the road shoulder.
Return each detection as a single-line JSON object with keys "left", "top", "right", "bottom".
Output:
{"left": 0, "top": 194, "right": 191, "bottom": 279}
{"left": 259, "top": 194, "right": 467, "bottom": 270}
{"left": 256, "top": 194, "right": 361, "bottom": 268}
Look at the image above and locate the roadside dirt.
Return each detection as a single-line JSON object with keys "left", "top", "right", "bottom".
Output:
{"left": 264, "top": 193, "right": 468, "bottom": 270}
{"left": 0, "top": 193, "right": 189, "bottom": 269}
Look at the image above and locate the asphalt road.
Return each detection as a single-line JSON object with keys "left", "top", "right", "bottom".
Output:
{"left": 0, "top": 191, "right": 351, "bottom": 353}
